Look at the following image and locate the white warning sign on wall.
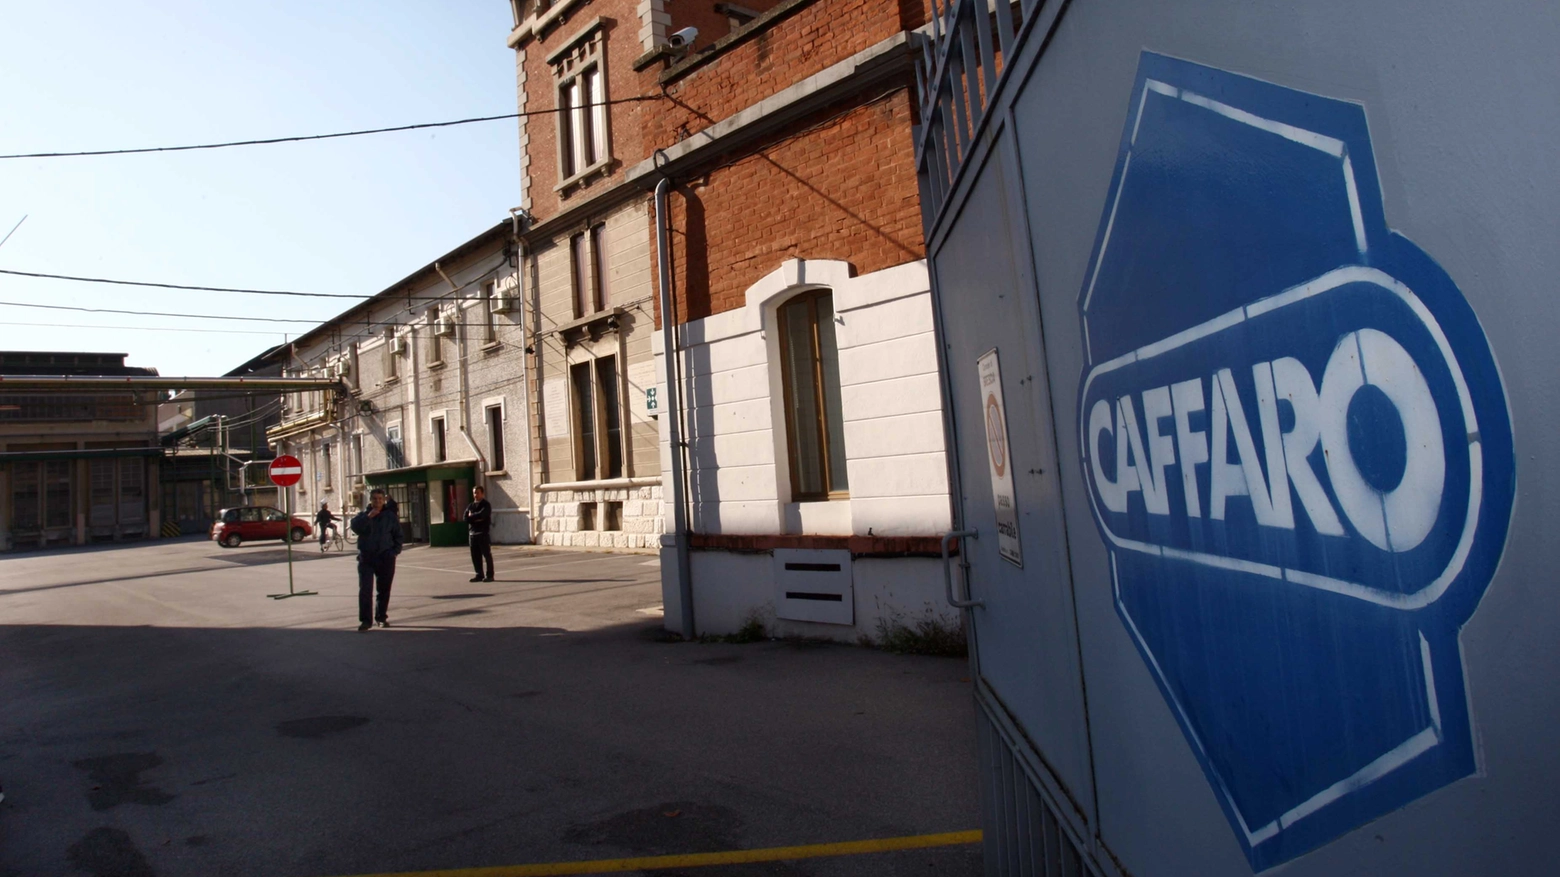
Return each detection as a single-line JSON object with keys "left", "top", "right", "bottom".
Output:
{"left": 978, "top": 349, "right": 1022, "bottom": 567}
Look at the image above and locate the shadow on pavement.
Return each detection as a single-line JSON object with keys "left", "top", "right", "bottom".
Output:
{"left": 0, "top": 617, "right": 979, "bottom": 877}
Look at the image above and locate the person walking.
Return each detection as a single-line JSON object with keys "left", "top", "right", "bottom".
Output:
{"left": 315, "top": 501, "right": 338, "bottom": 550}
{"left": 350, "top": 488, "right": 402, "bottom": 631}
{"left": 464, "top": 485, "right": 494, "bottom": 583}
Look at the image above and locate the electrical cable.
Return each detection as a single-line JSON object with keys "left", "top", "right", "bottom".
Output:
{"left": 0, "top": 320, "right": 291, "bottom": 335}
{"left": 0, "top": 268, "right": 363, "bottom": 299}
{"left": 0, "top": 96, "right": 663, "bottom": 160}
{"left": 0, "top": 299, "right": 322, "bottom": 323}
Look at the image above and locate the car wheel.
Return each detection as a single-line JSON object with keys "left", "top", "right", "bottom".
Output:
{"left": 222, "top": 533, "right": 243, "bottom": 548}
{"left": 290, "top": 527, "right": 307, "bottom": 543}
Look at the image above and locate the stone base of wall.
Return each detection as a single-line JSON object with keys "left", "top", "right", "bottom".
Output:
{"left": 534, "top": 482, "right": 663, "bottom": 550}
{"left": 661, "top": 548, "right": 961, "bottom": 644}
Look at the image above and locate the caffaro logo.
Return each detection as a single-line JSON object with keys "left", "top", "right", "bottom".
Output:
{"left": 1077, "top": 54, "right": 1514, "bottom": 871}
{"left": 1082, "top": 265, "right": 1477, "bottom": 607}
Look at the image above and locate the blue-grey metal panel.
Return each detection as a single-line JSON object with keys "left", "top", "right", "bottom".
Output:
{"left": 1002, "top": 1, "right": 1556, "bottom": 874}
{"left": 931, "top": 136, "right": 1097, "bottom": 835}
{"left": 923, "top": 0, "right": 1558, "bottom": 874}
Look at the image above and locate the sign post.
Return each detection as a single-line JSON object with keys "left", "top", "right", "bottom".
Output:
{"left": 266, "top": 455, "right": 316, "bottom": 600}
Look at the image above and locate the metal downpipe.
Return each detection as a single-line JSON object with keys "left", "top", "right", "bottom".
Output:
{"left": 655, "top": 175, "right": 696, "bottom": 640}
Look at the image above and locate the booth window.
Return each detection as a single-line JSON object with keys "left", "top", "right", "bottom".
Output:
{"left": 778, "top": 290, "right": 849, "bottom": 500}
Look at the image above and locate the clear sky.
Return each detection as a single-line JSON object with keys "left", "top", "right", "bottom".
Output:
{"left": 0, "top": 1, "right": 520, "bottom": 376}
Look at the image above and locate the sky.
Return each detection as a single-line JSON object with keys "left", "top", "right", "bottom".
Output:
{"left": 0, "top": 1, "right": 521, "bottom": 376}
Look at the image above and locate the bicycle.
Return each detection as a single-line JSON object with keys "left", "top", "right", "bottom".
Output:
{"left": 320, "top": 524, "right": 353, "bottom": 552}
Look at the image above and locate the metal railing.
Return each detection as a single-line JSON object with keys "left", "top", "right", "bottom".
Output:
{"left": 914, "top": 0, "right": 1043, "bottom": 225}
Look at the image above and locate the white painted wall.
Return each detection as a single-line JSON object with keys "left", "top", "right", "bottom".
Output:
{"left": 655, "top": 257, "right": 952, "bottom": 537}
{"left": 659, "top": 549, "right": 961, "bottom": 641}
{"left": 654, "top": 258, "right": 957, "bottom": 640}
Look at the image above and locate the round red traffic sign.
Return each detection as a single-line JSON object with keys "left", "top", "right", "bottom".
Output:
{"left": 269, "top": 455, "right": 303, "bottom": 487}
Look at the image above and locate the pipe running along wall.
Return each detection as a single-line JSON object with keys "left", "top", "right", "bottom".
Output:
{"left": 655, "top": 174, "right": 696, "bottom": 639}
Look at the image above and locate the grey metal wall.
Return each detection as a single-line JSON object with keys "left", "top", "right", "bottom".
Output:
{"left": 922, "top": 1, "right": 1559, "bottom": 874}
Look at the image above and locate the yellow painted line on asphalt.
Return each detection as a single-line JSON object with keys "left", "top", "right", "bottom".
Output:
{"left": 331, "top": 829, "right": 983, "bottom": 877}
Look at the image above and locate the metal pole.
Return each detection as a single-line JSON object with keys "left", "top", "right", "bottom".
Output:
{"left": 654, "top": 175, "right": 696, "bottom": 640}
{"left": 285, "top": 487, "right": 295, "bottom": 594}
{"left": 269, "top": 470, "right": 316, "bottom": 599}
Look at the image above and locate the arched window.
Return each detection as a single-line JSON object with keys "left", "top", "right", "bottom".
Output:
{"left": 777, "top": 289, "right": 849, "bottom": 500}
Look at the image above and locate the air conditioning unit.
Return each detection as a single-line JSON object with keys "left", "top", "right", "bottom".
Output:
{"left": 333, "top": 359, "right": 352, "bottom": 378}
{"left": 434, "top": 313, "right": 456, "bottom": 337}
{"left": 492, "top": 295, "right": 518, "bottom": 314}
{"left": 390, "top": 336, "right": 408, "bottom": 355}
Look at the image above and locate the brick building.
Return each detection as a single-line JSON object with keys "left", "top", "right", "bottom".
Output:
{"left": 267, "top": 221, "right": 533, "bottom": 546}
{"left": 504, "top": 0, "right": 953, "bottom": 640}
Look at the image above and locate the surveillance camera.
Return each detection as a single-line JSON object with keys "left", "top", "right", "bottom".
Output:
{"left": 667, "top": 26, "right": 698, "bottom": 50}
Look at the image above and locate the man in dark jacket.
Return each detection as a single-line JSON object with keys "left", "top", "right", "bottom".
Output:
{"left": 350, "top": 488, "right": 403, "bottom": 631}
{"left": 464, "top": 485, "right": 494, "bottom": 583}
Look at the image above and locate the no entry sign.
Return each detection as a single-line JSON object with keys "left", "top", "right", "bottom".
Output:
{"left": 269, "top": 455, "right": 303, "bottom": 487}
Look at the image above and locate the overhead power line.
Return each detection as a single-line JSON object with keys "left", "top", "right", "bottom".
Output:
{"left": 0, "top": 268, "right": 363, "bottom": 299}
{"left": 0, "top": 299, "right": 318, "bottom": 324}
{"left": 0, "top": 320, "right": 289, "bottom": 336}
{"left": 0, "top": 96, "right": 662, "bottom": 159}
{"left": 1, "top": 252, "right": 512, "bottom": 307}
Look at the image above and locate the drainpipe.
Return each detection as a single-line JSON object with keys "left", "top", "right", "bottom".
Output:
{"left": 655, "top": 174, "right": 695, "bottom": 640}
{"left": 510, "top": 206, "right": 536, "bottom": 543}
{"left": 456, "top": 425, "right": 488, "bottom": 485}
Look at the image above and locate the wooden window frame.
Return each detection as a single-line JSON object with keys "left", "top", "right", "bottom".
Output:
{"left": 486, "top": 404, "right": 506, "bottom": 472}
{"left": 481, "top": 280, "right": 498, "bottom": 343}
{"left": 777, "top": 289, "right": 849, "bottom": 502}
{"left": 570, "top": 222, "right": 610, "bottom": 319}
{"left": 552, "top": 26, "right": 612, "bottom": 193}
{"left": 568, "top": 353, "right": 625, "bottom": 482}
{"left": 431, "top": 415, "right": 447, "bottom": 463}
{"left": 426, "top": 308, "right": 444, "bottom": 367}
{"left": 384, "top": 327, "right": 399, "bottom": 381}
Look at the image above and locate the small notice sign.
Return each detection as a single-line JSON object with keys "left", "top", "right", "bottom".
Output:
{"left": 627, "top": 359, "right": 659, "bottom": 419}
{"left": 978, "top": 349, "right": 1021, "bottom": 567}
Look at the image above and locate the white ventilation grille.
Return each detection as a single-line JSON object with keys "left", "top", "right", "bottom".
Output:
{"left": 772, "top": 548, "right": 854, "bottom": 625}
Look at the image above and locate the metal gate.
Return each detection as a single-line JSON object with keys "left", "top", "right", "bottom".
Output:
{"left": 919, "top": 1, "right": 1550, "bottom": 875}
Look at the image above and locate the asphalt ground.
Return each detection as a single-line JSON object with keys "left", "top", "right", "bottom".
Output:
{"left": 0, "top": 536, "right": 981, "bottom": 877}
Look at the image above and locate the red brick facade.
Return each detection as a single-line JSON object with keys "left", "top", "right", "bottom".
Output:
{"left": 511, "top": 0, "right": 929, "bottom": 323}
{"left": 659, "top": 94, "right": 924, "bottom": 323}
{"left": 642, "top": 0, "right": 929, "bottom": 324}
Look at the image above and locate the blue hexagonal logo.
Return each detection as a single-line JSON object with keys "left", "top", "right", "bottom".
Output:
{"left": 1076, "top": 53, "right": 1515, "bottom": 871}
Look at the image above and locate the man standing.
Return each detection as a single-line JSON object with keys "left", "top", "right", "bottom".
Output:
{"left": 464, "top": 485, "right": 494, "bottom": 583}
{"left": 350, "top": 488, "right": 402, "bottom": 631}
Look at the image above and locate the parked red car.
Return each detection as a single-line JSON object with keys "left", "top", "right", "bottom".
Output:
{"left": 211, "top": 506, "right": 313, "bottom": 548}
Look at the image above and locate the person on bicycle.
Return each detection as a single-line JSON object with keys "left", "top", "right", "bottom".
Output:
{"left": 315, "top": 501, "right": 339, "bottom": 549}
